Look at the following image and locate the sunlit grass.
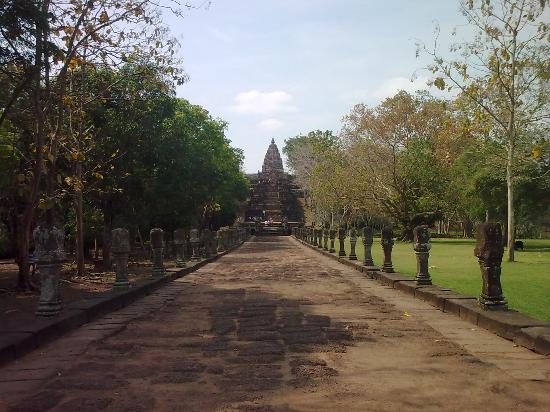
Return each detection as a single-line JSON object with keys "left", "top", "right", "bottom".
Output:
{"left": 331, "top": 237, "right": 550, "bottom": 322}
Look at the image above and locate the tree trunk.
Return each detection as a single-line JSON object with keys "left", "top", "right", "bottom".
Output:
{"left": 16, "top": 212, "right": 34, "bottom": 291}
{"left": 75, "top": 161, "right": 84, "bottom": 276}
{"left": 102, "top": 203, "right": 112, "bottom": 269}
{"left": 507, "top": 148, "right": 515, "bottom": 262}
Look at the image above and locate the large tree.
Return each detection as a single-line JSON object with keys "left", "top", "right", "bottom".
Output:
{"left": 424, "top": 0, "right": 549, "bottom": 260}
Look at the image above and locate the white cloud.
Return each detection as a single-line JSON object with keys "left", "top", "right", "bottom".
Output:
{"left": 258, "top": 118, "right": 285, "bottom": 130}
{"left": 372, "top": 76, "right": 431, "bottom": 100}
{"left": 231, "top": 90, "right": 297, "bottom": 115}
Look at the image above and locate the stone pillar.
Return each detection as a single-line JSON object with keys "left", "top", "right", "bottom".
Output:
{"left": 338, "top": 228, "right": 347, "bottom": 257}
{"left": 323, "top": 228, "right": 329, "bottom": 251}
{"left": 318, "top": 229, "right": 323, "bottom": 248}
{"left": 150, "top": 228, "right": 165, "bottom": 277}
{"left": 381, "top": 226, "right": 394, "bottom": 273}
{"left": 173, "top": 229, "right": 187, "bottom": 268}
{"left": 329, "top": 229, "right": 336, "bottom": 253}
{"left": 312, "top": 229, "right": 318, "bottom": 247}
{"left": 34, "top": 224, "right": 66, "bottom": 317}
{"left": 475, "top": 222, "right": 507, "bottom": 310}
{"left": 112, "top": 228, "right": 131, "bottom": 290}
{"left": 413, "top": 225, "right": 432, "bottom": 285}
{"left": 361, "top": 226, "right": 375, "bottom": 267}
{"left": 189, "top": 229, "right": 200, "bottom": 260}
{"left": 349, "top": 227, "right": 358, "bottom": 260}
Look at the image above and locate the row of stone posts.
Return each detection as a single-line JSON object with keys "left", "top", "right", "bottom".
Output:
{"left": 32, "top": 224, "right": 248, "bottom": 317}
{"left": 294, "top": 221, "right": 507, "bottom": 311}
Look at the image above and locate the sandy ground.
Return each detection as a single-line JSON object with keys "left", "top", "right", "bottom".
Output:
{"left": 1, "top": 236, "right": 549, "bottom": 411}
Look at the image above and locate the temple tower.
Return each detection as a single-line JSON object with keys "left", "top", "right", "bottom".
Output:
{"left": 245, "top": 139, "right": 303, "bottom": 224}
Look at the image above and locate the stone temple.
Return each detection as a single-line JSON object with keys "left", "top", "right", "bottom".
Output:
{"left": 244, "top": 139, "right": 304, "bottom": 233}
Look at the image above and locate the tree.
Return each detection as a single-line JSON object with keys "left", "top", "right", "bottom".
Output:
{"left": 283, "top": 131, "right": 347, "bottom": 225}
{"left": 0, "top": 0, "right": 185, "bottom": 288}
{"left": 423, "top": 0, "right": 549, "bottom": 260}
{"left": 341, "top": 91, "right": 453, "bottom": 239}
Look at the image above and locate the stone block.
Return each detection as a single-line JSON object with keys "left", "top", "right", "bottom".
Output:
{"left": 513, "top": 326, "right": 550, "bottom": 352}
{"left": 394, "top": 280, "right": 419, "bottom": 296}
{"left": 441, "top": 296, "right": 478, "bottom": 315}
{"left": 448, "top": 299, "right": 482, "bottom": 325}
{"left": 414, "top": 287, "right": 454, "bottom": 310}
{"left": 477, "top": 309, "right": 549, "bottom": 340}
{"left": 535, "top": 334, "right": 550, "bottom": 356}
{"left": 378, "top": 272, "right": 412, "bottom": 288}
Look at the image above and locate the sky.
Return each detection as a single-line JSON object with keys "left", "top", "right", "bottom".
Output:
{"left": 164, "top": 1, "right": 467, "bottom": 172}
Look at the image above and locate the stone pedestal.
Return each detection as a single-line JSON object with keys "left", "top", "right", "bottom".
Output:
{"left": 381, "top": 226, "right": 394, "bottom": 273}
{"left": 349, "top": 227, "right": 358, "bottom": 260}
{"left": 312, "top": 228, "right": 318, "bottom": 247}
{"left": 323, "top": 229, "right": 329, "bottom": 251}
{"left": 329, "top": 229, "right": 336, "bottom": 253}
{"left": 413, "top": 225, "right": 432, "bottom": 285}
{"left": 317, "top": 229, "right": 323, "bottom": 248}
{"left": 362, "top": 226, "right": 375, "bottom": 267}
{"left": 150, "top": 228, "right": 165, "bottom": 277}
{"left": 34, "top": 224, "right": 66, "bottom": 317}
{"left": 338, "top": 228, "right": 346, "bottom": 257}
{"left": 112, "top": 228, "right": 131, "bottom": 290}
{"left": 475, "top": 222, "right": 507, "bottom": 310}
{"left": 174, "top": 229, "right": 187, "bottom": 268}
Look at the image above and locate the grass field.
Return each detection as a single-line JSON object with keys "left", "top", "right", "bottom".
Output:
{"left": 331, "top": 237, "right": 550, "bottom": 322}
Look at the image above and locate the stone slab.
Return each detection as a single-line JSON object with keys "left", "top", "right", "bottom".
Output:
{"left": 477, "top": 310, "right": 550, "bottom": 340}
{"left": 514, "top": 327, "right": 550, "bottom": 352}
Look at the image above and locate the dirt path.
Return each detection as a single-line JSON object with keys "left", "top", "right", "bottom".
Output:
{"left": 1, "top": 236, "right": 549, "bottom": 411}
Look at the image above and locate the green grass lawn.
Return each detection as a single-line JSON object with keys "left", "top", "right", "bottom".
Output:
{"left": 331, "top": 237, "right": 550, "bottom": 322}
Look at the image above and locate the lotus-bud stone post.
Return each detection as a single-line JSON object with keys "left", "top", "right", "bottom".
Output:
{"left": 413, "top": 225, "right": 432, "bottom": 285}
{"left": 381, "top": 226, "right": 395, "bottom": 273}
{"left": 189, "top": 229, "right": 200, "bottom": 260}
{"left": 112, "top": 228, "right": 131, "bottom": 290}
{"left": 338, "top": 228, "right": 347, "bottom": 257}
{"left": 173, "top": 229, "right": 187, "bottom": 268}
{"left": 150, "top": 228, "right": 165, "bottom": 277}
{"left": 34, "top": 224, "right": 66, "bottom": 316}
{"left": 475, "top": 222, "right": 507, "bottom": 310}
{"left": 362, "top": 226, "right": 375, "bottom": 267}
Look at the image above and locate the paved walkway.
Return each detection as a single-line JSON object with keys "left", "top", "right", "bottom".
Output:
{"left": 1, "top": 237, "right": 549, "bottom": 411}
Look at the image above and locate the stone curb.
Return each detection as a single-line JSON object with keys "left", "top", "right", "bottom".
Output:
{"left": 292, "top": 236, "right": 550, "bottom": 356}
{"left": 0, "top": 239, "right": 249, "bottom": 366}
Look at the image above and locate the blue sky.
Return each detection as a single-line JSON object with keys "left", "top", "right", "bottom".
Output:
{"left": 165, "top": 1, "right": 466, "bottom": 172}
